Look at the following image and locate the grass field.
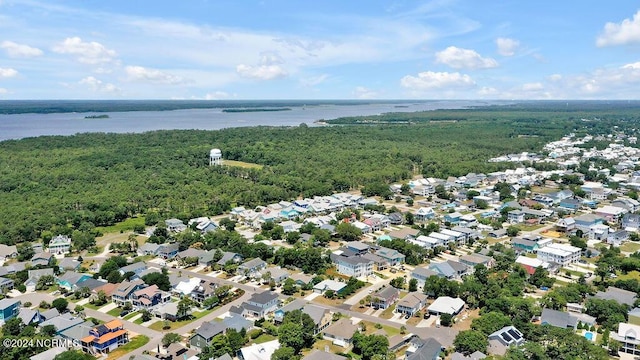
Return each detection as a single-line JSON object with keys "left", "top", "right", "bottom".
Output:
{"left": 224, "top": 160, "right": 263, "bottom": 169}
{"left": 253, "top": 333, "right": 277, "bottom": 344}
{"left": 620, "top": 242, "right": 640, "bottom": 253}
{"left": 107, "top": 335, "right": 149, "bottom": 360}
{"left": 96, "top": 216, "right": 146, "bottom": 234}
{"left": 107, "top": 307, "right": 123, "bottom": 317}
{"left": 617, "top": 271, "right": 640, "bottom": 281}
{"left": 122, "top": 311, "right": 139, "bottom": 320}
{"left": 83, "top": 302, "right": 100, "bottom": 310}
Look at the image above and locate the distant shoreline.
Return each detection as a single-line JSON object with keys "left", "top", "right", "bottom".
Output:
{"left": 84, "top": 114, "right": 110, "bottom": 119}
{"left": 0, "top": 99, "right": 436, "bottom": 115}
{"left": 222, "top": 107, "right": 291, "bottom": 113}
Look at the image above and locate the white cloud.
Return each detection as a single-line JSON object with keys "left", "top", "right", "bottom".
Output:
{"left": 0, "top": 88, "right": 7, "bottom": 94}
{"left": 204, "top": 91, "right": 230, "bottom": 100}
{"left": 597, "top": 10, "right": 640, "bottom": 47}
{"left": 352, "top": 86, "right": 379, "bottom": 99}
{"left": 300, "top": 74, "right": 329, "bottom": 87}
{"left": 435, "top": 46, "right": 498, "bottom": 70}
{"left": 0, "top": 67, "right": 18, "bottom": 78}
{"left": 400, "top": 71, "right": 475, "bottom": 90}
{"left": 236, "top": 64, "right": 288, "bottom": 80}
{"left": 52, "top": 37, "right": 117, "bottom": 64}
{"left": 622, "top": 62, "right": 640, "bottom": 69}
{"left": 548, "top": 74, "right": 563, "bottom": 82}
{"left": 125, "top": 65, "right": 185, "bottom": 84}
{"left": 78, "top": 76, "right": 120, "bottom": 93}
{"left": 1, "top": 41, "right": 43, "bottom": 58}
{"left": 522, "top": 82, "right": 544, "bottom": 91}
{"left": 477, "top": 86, "right": 498, "bottom": 97}
{"left": 495, "top": 37, "right": 519, "bottom": 56}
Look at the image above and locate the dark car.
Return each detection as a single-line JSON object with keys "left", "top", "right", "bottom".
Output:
{"left": 405, "top": 313, "right": 411, "bottom": 319}
{"left": 120, "top": 310, "right": 130, "bottom": 317}
{"left": 424, "top": 313, "right": 431, "bottom": 319}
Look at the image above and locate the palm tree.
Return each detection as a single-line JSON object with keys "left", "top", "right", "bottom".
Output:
{"left": 177, "top": 297, "right": 193, "bottom": 319}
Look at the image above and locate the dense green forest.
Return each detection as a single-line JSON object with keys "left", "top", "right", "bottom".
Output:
{"left": 0, "top": 105, "right": 636, "bottom": 244}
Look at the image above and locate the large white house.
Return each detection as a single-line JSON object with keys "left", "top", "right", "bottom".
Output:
{"left": 48, "top": 235, "right": 72, "bottom": 255}
{"left": 536, "top": 243, "right": 581, "bottom": 267}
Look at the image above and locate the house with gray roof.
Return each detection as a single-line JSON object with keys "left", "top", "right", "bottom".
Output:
{"left": 372, "top": 286, "right": 399, "bottom": 309}
{"left": 41, "top": 308, "right": 59, "bottom": 321}
{"left": 0, "top": 277, "right": 14, "bottom": 293}
{"left": 451, "top": 351, "right": 486, "bottom": 360}
{"left": 118, "top": 262, "right": 146, "bottom": 277}
{"left": 137, "top": 243, "right": 161, "bottom": 257}
{"left": 594, "top": 286, "right": 637, "bottom": 306}
{"left": 238, "top": 258, "right": 267, "bottom": 278}
{"left": 215, "top": 251, "right": 242, "bottom": 267}
{"left": 39, "top": 313, "right": 84, "bottom": 335}
{"left": 112, "top": 279, "right": 146, "bottom": 306}
{"left": 231, "top": 291, "right": 279, "bottom": 318}
{"left": 18, "top": 308, "right": 43, "bottom": 325}
{"left": 323, "top": 318, "right": 358, "bottom": 347}
{"left": 0, "top": 244, "right": 17, "bottom": 261}
{"left": 190, "top": 314, "right": 253, "bottom": 349}
{"left": 489, "top": 326, "right": 524, "bottom": 350}
{"left": 58, "top": 258, "right": 81, "bottom": 271}
{"left": 406, "top": 337, "right": 443, "bottom": 360}
{"left": 260, "top": 266, "right": 290, "bottom": 285}
{"left": 175, "top": 248, "right": 207, "bottom": 263}
{"left": 57, "top": 271, "right": 92, "bottom": 291}
{"left": 375, "top": 246, "right": 405, "bottom": 266}
{"left": 290, "top": 273, "right": 313, "bottom": 286}
{"left": 30, "top": 252, "right": 53, "bottom": 267}
{"left": 25, "top": 268, "right": 54, "bottom": 292}
{"left": 428, "top": 262, "right": 457, "bottom": 279}
{"left": 411, "top": 267, "right": 440, "bottom": 287}
{"left": 396, "top": 292, "right": 429, "bottom": 316}
{"left": 540, "top": 308, "right": 596, "bottom": 329}
{"left": 158, "top": 243, "right": 180, "bottom": 259}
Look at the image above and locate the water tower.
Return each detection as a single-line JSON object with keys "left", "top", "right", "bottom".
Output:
{"left": 209, "top": 148, "right": 223, "bottom": 166}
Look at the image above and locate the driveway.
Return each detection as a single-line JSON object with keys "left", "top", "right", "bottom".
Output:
{"left": 98, "top": 302, "right": 118, "bottom": 313}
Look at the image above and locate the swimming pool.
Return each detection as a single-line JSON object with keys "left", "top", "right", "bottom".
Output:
{"left": 584, "top": 332, "right": 594, "bottom": 341}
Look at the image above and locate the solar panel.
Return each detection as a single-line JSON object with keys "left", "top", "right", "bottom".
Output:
{"left": 502, "top": 333, "right": 512, "bottom": 342}
{"left": 508, "top": 329, "right": 521, "bottom": 340}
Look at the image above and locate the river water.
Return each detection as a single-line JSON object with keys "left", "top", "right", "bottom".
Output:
{"left": 0, "top": 100, "right": 497, "bottom": 141}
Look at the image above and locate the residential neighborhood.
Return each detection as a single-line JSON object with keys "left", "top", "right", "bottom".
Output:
{"left": 2, "top": 130, "right": 640, "bottom": 359}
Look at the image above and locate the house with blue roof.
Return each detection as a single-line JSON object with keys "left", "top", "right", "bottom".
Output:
{"left": 559, "top": 198, "right": 581, "bottom": 211}
{"left": 0, "top": 298, "right": 20, "bottom": 324}
{"left": 444, "top": 212, "right": 462, "bottom": 225}
{"left": 375, "top": 247, "right": 405, "bottom": 266}
{"left": 58, "top": 271, "right": 92, "bottom": 291}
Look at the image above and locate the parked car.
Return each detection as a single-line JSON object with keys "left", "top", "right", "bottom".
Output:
{"left": 120, "top": 310, "right": 130, "bottom": 317}
{"left": 424, "top": 313, "right": 431, "bottom": 319}
{"left": 405, "top": 313, "right": 411, "bottom": 319}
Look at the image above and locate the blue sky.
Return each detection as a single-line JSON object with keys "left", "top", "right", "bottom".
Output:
{"left": 1, "top": 1, "right": 640, "bottom": 99}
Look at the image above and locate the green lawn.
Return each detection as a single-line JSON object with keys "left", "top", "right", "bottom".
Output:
{"left": 96, "top": 217, "right": 146, "bottom": 234}
{"left": 380, "top": 304, "right": 397, "bottom": 320}
{"left": 86, "top": 246, "right": 105, "bottom": 256}
{"left": 253, "top": 334, "right": 277, "bottom": 344}
{"left": 122, "top": 311, "right": 139, "bottom": 320}
{"left": 107, "top": 335, "right": 149, "bottom": 360}
{"left": 148, "top": 308, "right": 215, "bottom": 331}
{"left": 107, "top": 307, "right": 123, "bottom": 317}
{"left": 133, "top": 317, "right": 146, "bottom": 325}
{"left": 83, "top": 302, "right": 101, "bottom": 310}
{"left": 617, "top": 271, "right": 640, "bottom": 281}
{"left": 620, "top": 242, "right": 640, "bottom": 253}
{"left": 223, "top": 160, "right": 264, "bottom": 169}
